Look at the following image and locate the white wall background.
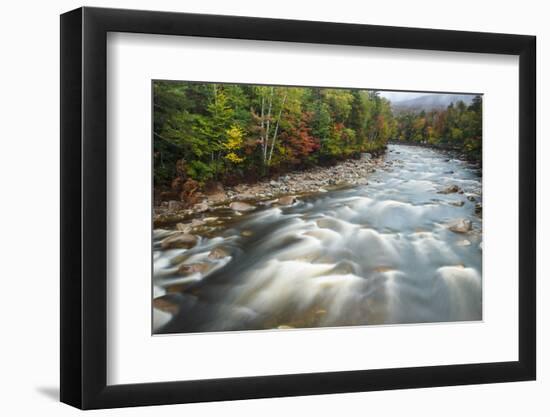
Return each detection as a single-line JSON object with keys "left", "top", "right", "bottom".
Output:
{"left": 0, "top": 0, "right": 545, "bottom": 415}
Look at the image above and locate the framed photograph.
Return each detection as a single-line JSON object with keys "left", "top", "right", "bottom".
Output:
{"left": 60, "top": 6, "right": 536, "bottom": 409}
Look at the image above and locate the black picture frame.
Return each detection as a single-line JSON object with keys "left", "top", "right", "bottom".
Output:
{"left": 60, "top": 6, "right": 536, "bottom": 410}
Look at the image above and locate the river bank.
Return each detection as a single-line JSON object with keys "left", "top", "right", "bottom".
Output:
{"left": 154, "top": 152, "right": 388, "bottom": 228}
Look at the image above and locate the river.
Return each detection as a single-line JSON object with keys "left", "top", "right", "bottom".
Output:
{"left": 153, "top": 144, "right": 482, "bottom": 334}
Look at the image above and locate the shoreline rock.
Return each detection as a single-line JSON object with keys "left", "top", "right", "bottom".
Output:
{"left": 160, "top": 232, "right": 198, "bottom": 249}
{"left": 154, "top": 153, "right": 386, "bottom": 227}
{"left": 229, "top": 201, "right": 256, "bottom": 212}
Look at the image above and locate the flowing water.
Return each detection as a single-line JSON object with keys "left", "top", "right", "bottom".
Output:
{"left": 153, "top": 144, "right": 482, "bottom": 334}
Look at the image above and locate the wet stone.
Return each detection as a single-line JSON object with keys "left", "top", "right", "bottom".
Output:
{"left": 278, "top": 195, "right": 297, "bottom": 206}
{"left": 229, "top": 201, "right": 256, "bottom": 212}
{"left": 208, "top": 247, "right": 230, "bottom": 259}
{"left": 153, "top": 295, "right": 182, "bottom": 315}
{"left": 438, "top": 185, "right": 461, "bottom": 194}
{"left": 178, "top": 262, "right": 210, "bottom": 276}
{"left": 448, "top": 219, "right": 472, "bottom": 233}
{"left": 161, "top": 233, "right": 198, "bottom": 249}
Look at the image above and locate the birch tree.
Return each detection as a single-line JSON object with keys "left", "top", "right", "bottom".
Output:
{"left": 255, "top": 86, "right": 287, "bottom": 167}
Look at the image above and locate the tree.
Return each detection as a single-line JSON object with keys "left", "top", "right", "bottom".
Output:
{"left": 224, "top": 125, "right": 245, "bottom": 165}
{"left": 393, "top": 96, "right": 482, "bottom": 159}
{"left": 192, "top": 85, "right": 234, "bottom": 181}
{"left": 155, "top": 81, "right": 485, "bottom": 190}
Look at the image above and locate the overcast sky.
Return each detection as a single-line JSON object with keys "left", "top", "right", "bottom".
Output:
{"left": 378, "top": 91, "right": 436, "bottom": 102}
{"left": 378, "top": 91, "right": 476, "bottom": 103}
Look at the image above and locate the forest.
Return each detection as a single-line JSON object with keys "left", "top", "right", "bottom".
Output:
{"left": 393, "top": 96, "right": 482, "bottom": 157}
{"left": 153, "top": 81, "right": 482, "bottom": 189}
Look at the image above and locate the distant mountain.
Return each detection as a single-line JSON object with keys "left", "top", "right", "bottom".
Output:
{"left": 391, "top": 94, "right": 475, "bottom": 112}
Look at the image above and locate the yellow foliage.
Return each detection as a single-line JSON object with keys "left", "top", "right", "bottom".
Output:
{"left": 225, "top": 152, "right": 244, "bottom": 164}
{"left": 224, "top": 125, "right": 244, "bottom": 151}
{"left": 224, "top": 125, "right": 245, "bottom": 164}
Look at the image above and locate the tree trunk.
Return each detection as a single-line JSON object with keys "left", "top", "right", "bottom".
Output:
{"left": 260, "top": 95, "right": 265, "bottom": 158}
{"left": 268, "top": 93, "right": 287, "bottom": 165}
{"left": 263, "top": 87, "right": 274, "bottom": 164}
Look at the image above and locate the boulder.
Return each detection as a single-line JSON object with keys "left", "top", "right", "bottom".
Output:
{"left": 154, "top": 229, "right": 177, "bottom": 240}
{"left": 235, "top": 193, "right": 255, "bottom": 200}
{"left": 278, "top": 195, "right": 297, "bottom": 206}
{"left": 439, "top": 185, "right": 461, "bottom": 194}
{"left": 229, "top": 201, "right": 255, "bottom": 212}
{"left": 168, "top": 200, "right": 182, "bottom": 211}
{"left": 178, "top": 262, "right": 210, "bottom": 276}
{"left": 203, "top": 182, "right": 226, "bottom": 203}
{"left": 161, "top": 232, "right": 198, "bottom": 249}
{"left": 176, "top": 223, "right": 192, "bottom": 233}
{"left": 208, "top": 194, "right": 227, "bottom": 204}
{"left": 448, "top": 219, "right": 472, "bottom": 233}
{"left": 449, "top": 200, "right": 465, "bottom": 207}
{"left": 260, "top": 199, "right": 278, "bottom": 207}
{"left": 176, "top": 218, "right": 205, "bottom": 233}
{"left": 208, "top": 246, "right": 230, "bottom": 259}
{"left": 193, "top": 202, "right": 209, "bottom": 213}
{"left": 190, "top": 218, "right": 206, "bottom": 227}
{"left": 153, "top": 295, "right": 181, "bottom": 315}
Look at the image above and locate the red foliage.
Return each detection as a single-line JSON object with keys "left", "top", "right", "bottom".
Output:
{"left": 280, "top": 112, "right": 320, "bottom": 164}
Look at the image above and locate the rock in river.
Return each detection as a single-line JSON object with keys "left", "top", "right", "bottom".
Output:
{"left": 161, "top": 232, "right": 198, "bottom": 249}
{"left": 448, "top": 219, "right": 472, "bottom": 233}
{"left": 176, "top": 223, "right": 192, "bottom": 233}
{"left": 153, "top": 294, "right": 182, "bottom": 315}
{"left": 178, "top": 262, "right": 211, "bottom": 276}
{"left": 208, "top": 246, "right": 230, "bottom": 259}
{"left": 475, "top": 203, "right": 482, "bottom": 215}
{"left": 439, "top": 185, "right": 461, "bottom": 194}
{"left": 229, "top": 201, "right": 256, "bottom": 212}
{"left": 278, "top": 195, "right": 297, "bottom": 206}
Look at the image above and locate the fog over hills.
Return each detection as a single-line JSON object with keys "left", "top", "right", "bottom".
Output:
{"left": 390, "top": 94, "right": 475, "bottom": 112}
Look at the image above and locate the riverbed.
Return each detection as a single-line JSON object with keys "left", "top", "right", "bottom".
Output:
{"left": 153, "top": 144, "right": 482, "bottom": 334}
